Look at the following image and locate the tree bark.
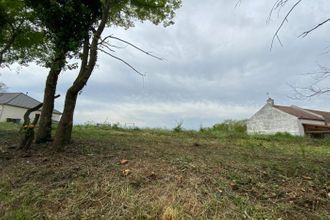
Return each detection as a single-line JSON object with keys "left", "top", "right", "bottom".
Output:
{"left": 52, "top": 89, "right": 77, "bottom": 147}
{"left": 53, "top": 3, "right": 110, "bottom": 150}
{"left": 19, "top": 103, "right": 43, "bottom": 150}
{"left": 19, "top": 114, "right": 40, "bottom": 150}
{"left": 36, "top": 50, "right": 66, "bottom": 143}
{"left": 20, "top": 95, "right": 60, "bottom": 149}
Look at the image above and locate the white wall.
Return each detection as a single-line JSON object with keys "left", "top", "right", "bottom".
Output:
{"left": 52, "top": 112, "right": 61, "bottom": 122}
{"left": 0, "top": 105, "right": 3, "bottom": 120}
{"left": 247, "top": 104, "right": 302, "bottom": 136}
{"left": 0, "top": 105, "right": 61, "bottom": 123}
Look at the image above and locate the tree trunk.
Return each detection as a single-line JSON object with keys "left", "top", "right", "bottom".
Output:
{"left": 53, "top": 89, "right": 78, "bottom": 148}
{"left": 53, "top": 4, "right": 110, "bottom": 150}
{"left": 20, "top": 114, "right": 40, "bottom": 150}
{"left": 53, "top": 50, "right": 94, "bottom": 149}
{"left": 36, "top": 50, "right": 66, "bottom": 143}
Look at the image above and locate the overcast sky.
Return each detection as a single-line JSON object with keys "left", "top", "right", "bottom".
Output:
{"left": 1, "top": 0, "right": 330, "bottom": 129}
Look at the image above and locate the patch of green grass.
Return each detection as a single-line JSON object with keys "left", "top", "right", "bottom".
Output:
{"left": 0, "top": 122, "right": 329, "bottom": 219}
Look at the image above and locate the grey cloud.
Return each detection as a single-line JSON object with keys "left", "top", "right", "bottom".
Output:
{"left": 1, "top": 0, "right": 330, "bottom": 128}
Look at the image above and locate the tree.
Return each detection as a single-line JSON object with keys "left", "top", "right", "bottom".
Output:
{"left": 53, "top": 0, "right": 182, "bottom": 148}
{"left": 24, "top": 0, "right": 102, "bottom": 143}
{"left": 0, "top": 0, "right": 48, "bottom": 67}
{"left": 269, "top": 1, "right": 330, "bottom": 98}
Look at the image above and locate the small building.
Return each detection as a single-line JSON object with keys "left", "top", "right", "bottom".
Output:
{"left": 0, "top": 92, "right": 61, "bottom": 123}
{"left": 247, "top": 98, "right": 330, "bottom": 137}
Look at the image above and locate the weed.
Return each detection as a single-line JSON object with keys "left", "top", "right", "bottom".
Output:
{"left": 173, "top": 120, "right": 184, "bottom": 132}
{"left": 161, "top": 207, "right": 179, "bottom": 220}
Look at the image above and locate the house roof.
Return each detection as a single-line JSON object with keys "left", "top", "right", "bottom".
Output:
{"left": 306, "top": 109, "right": 330, "bottom": 122}
{"left": 0, "top": 93, "right": 61, "bottom": 114}
{"left": 273, "top": 104, "right": 330, "bottom": 122}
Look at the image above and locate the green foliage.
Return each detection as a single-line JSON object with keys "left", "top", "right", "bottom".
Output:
{"left": 107, "top": 0, "right": 182, "bottom": 28}
{"left": 0, "top": 3, "right": 8, "bottom": 30}
{"left": 200, "top": 120, "right": 247, "bottom": 138}
{"left": 173, "top": 120, "right": 184, "bottom": 132}
{"left": 25, "top": 0, "right": 102, "bottom": 67}
{"left": 0, "top": 0, "right": 49, "bottom": 67}
{"left": 212, "top": 120, "right": 247, "bottom": 133}
{"left": 273, "top": 132, "right": 294, "bottom": 138}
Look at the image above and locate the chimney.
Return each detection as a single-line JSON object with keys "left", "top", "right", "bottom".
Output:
{"left": 267, "top": 97, "right": 274, "bottom": 106}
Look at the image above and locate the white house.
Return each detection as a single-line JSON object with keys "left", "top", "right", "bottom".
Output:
{"left": 247, "top": 98, "right": 330, "bottom": 137}
{"left": 0, "top": 93, "right": 61, "bottom": 123}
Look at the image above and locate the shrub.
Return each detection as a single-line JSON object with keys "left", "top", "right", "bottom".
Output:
{"left": 173, "top": 120, "right": 184, "bottom": 132}
{"left": 211, "top": 120, "right": 247, "bottom": 134}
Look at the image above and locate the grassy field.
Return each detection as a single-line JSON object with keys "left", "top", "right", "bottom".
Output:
{"left": 0, "top": 122, "right": 329, "bottom": 219}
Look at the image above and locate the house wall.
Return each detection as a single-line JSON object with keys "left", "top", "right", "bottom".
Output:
{"left": 247, "top": 104, "right": 302, "bottom": 136}
{"left": 0, "top": 105, "right": 3, "bottom": 120}
{"left": 51, "top": 113, "right": 61, "bottom": 122}
{"left": 0, "top": 105, "right": 61, "bottom": 123}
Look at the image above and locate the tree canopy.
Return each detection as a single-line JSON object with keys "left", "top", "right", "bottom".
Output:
{"left": 24, "top": 0, "right": 104, "bottom": 143}
{"left": 25, "top": 0, "right": 103, "bottom": 66}
{"left": 0, "top": 0, "right": 47, "bottom": 67}
{"left": 107, "top": 0, "right": 181, "bottom": 28}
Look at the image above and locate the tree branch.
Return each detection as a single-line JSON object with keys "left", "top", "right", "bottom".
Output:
{"left": 103, "top": 41, "right": 127, "bottom": 49}
{"left": 298, "top": 18, "right": 330, "bottom": 38}
{"left": 268, "top": 0, "right": 290, "bottom": 23}
{"left": 235, "top": 0, "right": 241, "bottom": 8}
{"left": 99, "top": 43, "right": 116, "bottom": 53}
{"left": 270, "top": 0, "right": 303, "bottom": 50}
{"left": 289, "top": 66, "right": 330, "bottom": 99}
{"left": 98, "top": 48, "right": 144, "bottom": 76}
{"left": 101, "top": 35, "right": 164, "bottom": 61}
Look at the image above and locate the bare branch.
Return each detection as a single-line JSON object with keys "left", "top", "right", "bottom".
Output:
{"left": 276, "top": 35, "right": 283, "bottom": 47}
{"left": 299, "top": 18, "right": 330, "bottom": 38}
{"left": 287, "top": 83, "right": 329, "bottom": 100}
{"left": 289, "top": 65, "right": 330, "bottom": 99}
{"left": 103, "top": 41, "right": 127, "bottom": 49}
{"left": 99, "top": 35, "right": 112, "bottom": 45}
{"left": 270, "top": 0, "right": 303, "bottom": 50}
{"left": 98, "top": 48, "right": 145, "bottom": 76}
{"left": 268, "top": 0, "right": 290, "bottom": 23}
{"left": 99, "top": 43, "right": 116, "bottom": 53}
{"left": 106, "top": 35, "right": 164, "bottom": 61}
{"left": 235, "top": 0, "right": 241, "bottom": 8}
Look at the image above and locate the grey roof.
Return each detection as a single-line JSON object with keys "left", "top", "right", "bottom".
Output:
{"left": 0, "top": 93, "right": 61, "bottom": 114}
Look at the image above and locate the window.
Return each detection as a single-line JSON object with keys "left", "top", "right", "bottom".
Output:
{"left": 6, "top": 118, "right": 21, "bottom": 124}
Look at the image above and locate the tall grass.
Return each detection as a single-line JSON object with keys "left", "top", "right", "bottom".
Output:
{"left": 200, "top": 120, "right": 248, "bottom": 138}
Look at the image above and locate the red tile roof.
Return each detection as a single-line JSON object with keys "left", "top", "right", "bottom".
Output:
{"left": 306, "top": 109, "right": 330, "bottom": 122}
{"left": 273, "top": 105, "right": 329, "bottom": 122}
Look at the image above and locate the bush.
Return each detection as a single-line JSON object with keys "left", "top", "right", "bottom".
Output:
{"left": 173, "top": 121, "right": 184, "bottom": 132}
{"left": 211, "top": 120, "right": 247, "bottom": 133}
{"left": 199, "top": 120, "right": 247, "bottom": 139}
